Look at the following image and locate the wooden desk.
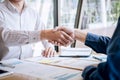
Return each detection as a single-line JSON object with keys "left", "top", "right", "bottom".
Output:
{"left": 0, "top": 73, "right": 41, "bottom": 80}
{"left": 0, "top": 58, "right": 85, "bottom": 80}
{"left": 0, "top": 54, "right": 101, "bottom": 80}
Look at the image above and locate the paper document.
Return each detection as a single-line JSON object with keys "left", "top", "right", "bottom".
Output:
{"left": 26, "top": 57, "right": 100, "bottom": 71}
{"left": 0, "top": 58, "right": 83, "bottom": 80}
{"left": 0, "top": 58, "right": 22, "bottom": 69}
{"left": 60, "top": 48, "right": 92, "bottom": 57}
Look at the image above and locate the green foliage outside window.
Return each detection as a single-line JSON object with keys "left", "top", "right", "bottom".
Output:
{"left": 107, "top": 1, "right": 120, "bottom": 23}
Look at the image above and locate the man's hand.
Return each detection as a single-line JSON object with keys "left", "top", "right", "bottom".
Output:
{"left": 55, "top": 27, "right": 74, "bottom": 39}
{"left": 49, "top": 27, "right": 74, "bottom": 46}
{"left": 41, "top": 47, "right": 56, "bottom": 57}
{"left": 41, "top": 29, "right": 74, "bottom": 46}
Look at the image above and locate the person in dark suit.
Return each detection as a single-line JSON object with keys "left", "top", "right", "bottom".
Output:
{"left": 50, "top": 17, "right": 120, "bottom": 80}
{"left": 82, "top": 17, "right": 120, "bottom": 80}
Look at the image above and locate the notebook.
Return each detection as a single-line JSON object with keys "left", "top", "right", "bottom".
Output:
{"left": 59, "top": 48, "right": 92, "bottom": 57}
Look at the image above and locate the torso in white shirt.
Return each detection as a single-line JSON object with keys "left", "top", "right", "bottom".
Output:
{"left": 0, "top": 0, "right": 43, "bottom": 60}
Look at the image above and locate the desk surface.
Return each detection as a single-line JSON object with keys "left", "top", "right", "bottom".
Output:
{"left": 0, "top": 56, "right": 101, "bottom": 80}
{"left": 0, "top": 73, "right": 41, "bottom": 80}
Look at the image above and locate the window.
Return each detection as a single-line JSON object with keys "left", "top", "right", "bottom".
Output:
{"left": 26, "top": 0, "right": 54, "bottom": 56}
{"left": 59, "top": 0, "right": 79, "bottom": 29}
{"left": 0, "top": 0, "right": 54, "bottom": 56}
{"left": 0, "top": 0, "right": 54, "bottom": 28}
{"left": 0, "top": 0, "right": 3, "bottom": 2}
{"left": 85, "top": 0, "right": 102, "bottom": 24}
{"left": 107, "top": 0, "right": 120, "bottom": 24}
{"left": 27, "top": 0, "right": 54, "bottom": 29}
{"left": 83, "top": 0, "right": 120, "bottom": 29}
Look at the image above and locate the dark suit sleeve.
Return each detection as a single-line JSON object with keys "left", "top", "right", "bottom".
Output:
{"left": 85, "top": 33, "right": 111, "bottom": 54}
{"left": 82, "top": 17, "right": 120, "bottom": 80}
{"left": 82, "top": 33, "right": 111, "bottom": 80}
{"left": 82, "top": 37, "right": 120, "bottom": 80}
{"left": 82, "top": 62, "right": 109, "bottom": 80}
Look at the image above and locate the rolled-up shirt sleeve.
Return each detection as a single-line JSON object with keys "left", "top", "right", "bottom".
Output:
{"left": 1, "top": 27, "right": 41, "bottom": 46}
{"left": 85, "top": 33, "right": 111, "bottom": 54}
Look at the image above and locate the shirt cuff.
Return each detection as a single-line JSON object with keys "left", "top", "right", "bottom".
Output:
{"left": 28, "top": 31, "right": 40, "bottom": 43}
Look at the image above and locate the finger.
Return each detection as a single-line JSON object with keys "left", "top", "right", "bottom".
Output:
{"left": 41, "top": 50, "right": 45, "bottom": 57}
{"left": 44, "top": 48, "right": 49, "bottom": 57}
{"left": 58, "top": 27, "right": 74, "bottom": 35}
{"left": 47, "top": 47, "right": 55, "bottom": 57}
{"left": 54, "top": 41, "right": 59, "bottom": 46}
{"left": 49, "top": 40, "right": 55, "bottom": 44}
{"left": 54, "top": 27, "right": 59, "bottom": 30}
{"left": 53, "top": 41, "right": 61, "bottom": 46}
{"left": 52, "top": 28, "right": 58, "bottom": 32}
{"left": 54, "top": 41, "right": 62, "bottom": 46}
{"left": 49, "top": 40, "right": 61, "bottom": 46}
{"left": 59, "top": 31, "right": 73, "bottom": 45}
{"left": 52, "top": 50, "right": 56, "bottom": 57}
{"left": 62, "top": 31, "right": 74, "bottom": 42}
{"left": 48, "top": 48, "right": 52, "bottom": 57}
{"left": 49, "top": 49, "right": 55, "bottom": 57}
{"left": 70, "top": 33, "right": 75, "bottom": 39}
{"left": 57, "top": 31, "right": 70, "bottom": 45}
{"left": 57, "top": 42, "right": 61, "bottom": 46}
{"left": 48, "top": 40, "right": 52, "bottom": 43}
{"left": 57, "top": 38, "right": 67, "bottom": 46}
{"left": 55, "top": 26, "right": 63, "bottom": 31}
{"left": 54, "top": 37, "right": 68, "bottom": 46}
{"left": 48, "top": 48, "right": 54, "bottom": 57}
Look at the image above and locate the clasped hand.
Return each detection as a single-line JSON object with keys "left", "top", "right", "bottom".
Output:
{"left": 48, "top": 27, "right": 74, "bottom": 46}
{"left": 41, "top": 27, "right": 74, "bottom": 57}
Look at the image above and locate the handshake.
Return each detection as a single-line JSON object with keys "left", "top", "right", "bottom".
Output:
{"left": 41, "top": 27, "right": 75, "bottom": 47}
{"left": 40, "top": 26, "right": 87, "bottom": 57}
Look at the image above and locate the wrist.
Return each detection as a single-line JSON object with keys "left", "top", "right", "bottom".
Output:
{"left": 41, "top": 29, "right": 53, "bottom": 40}
{"left": 74, "top": 29, "right": 87, "bottom": 43}
{"left": 74, "top": 29, "right": 78, "bottom": 40}
{"left": 41, "top": 30, "right": 46, "bottom": 40}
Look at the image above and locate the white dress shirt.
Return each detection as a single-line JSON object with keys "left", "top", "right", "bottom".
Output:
{"left": 0, "top": 0, "right": 52, "bottom": 60}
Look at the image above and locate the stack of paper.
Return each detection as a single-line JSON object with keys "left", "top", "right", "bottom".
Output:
{"left": 59, "top": 48, "right": 92, "bottom": 57}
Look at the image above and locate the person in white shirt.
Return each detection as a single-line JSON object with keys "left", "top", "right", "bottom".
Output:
{"left": 0, "top": 0, "right": 74, "bottom": 60}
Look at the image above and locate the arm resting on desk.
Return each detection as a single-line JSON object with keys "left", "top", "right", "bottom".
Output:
{"left": 82, "top": 62, "right": 108, "bottom": 80}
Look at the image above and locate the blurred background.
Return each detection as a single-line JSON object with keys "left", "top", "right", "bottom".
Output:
{"left": 0, "top": 0, "right": 119, "bottom": 56}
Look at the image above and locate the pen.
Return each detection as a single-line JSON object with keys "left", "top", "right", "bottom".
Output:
{"left": 0, "top": 63, "right": 15, "bottom": 68}
{"left": 92, "top": 56, "right": 103, "bottom": 61}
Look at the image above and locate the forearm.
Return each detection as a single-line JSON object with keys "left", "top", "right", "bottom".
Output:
{"left": 1, "top": 28, "right": 41, "bottom": 46}
{"left": 74, "top": 29, "right": 87, "bottom": 43}
{"left": 40, "top": 29, "right": 53, "bottom": 40}
{"left": 74, "top": 29, "right": 110, "bottom": 54}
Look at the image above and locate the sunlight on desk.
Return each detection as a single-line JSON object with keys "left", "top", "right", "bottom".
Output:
{"left": 26, "top": 57, "right": 100, "bottom": 71}
{"left": 0, "top": 73, "right": 41, "bottom": 80}
{"left": 0, "top": 59, "right": 83, "bottom": 80}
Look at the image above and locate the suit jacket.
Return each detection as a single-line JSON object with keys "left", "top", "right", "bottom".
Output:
{"left": 82, "top": 17, "right": 120, "bottom": 80}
